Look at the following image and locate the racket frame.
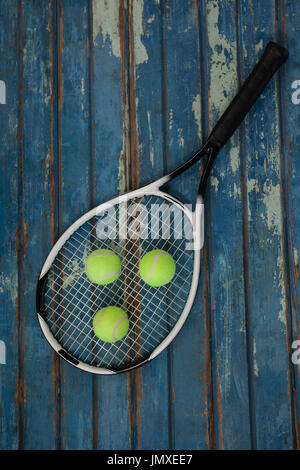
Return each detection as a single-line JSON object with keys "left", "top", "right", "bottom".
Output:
{"left": 37, "top": 166, "right": 207, "bottom": 374}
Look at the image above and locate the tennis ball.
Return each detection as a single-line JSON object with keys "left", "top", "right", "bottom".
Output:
{"left": 139, "top": 249, "right": 176, "bottom": 287}
{"left": 93, "top": 306, "right": 129, "bottom": 343}
{"left": 85, "top": 249, "right": 121, "bottom": 285}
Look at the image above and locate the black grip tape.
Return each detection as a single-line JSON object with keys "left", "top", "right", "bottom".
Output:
{"left": 208, "top": 42, "right": 289, "bottom": 148}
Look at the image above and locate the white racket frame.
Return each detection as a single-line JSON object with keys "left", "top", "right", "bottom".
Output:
{"left": 37, "top": 176, "right": 204, "bottom": 375}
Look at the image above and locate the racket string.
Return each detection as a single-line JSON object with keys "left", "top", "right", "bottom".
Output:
{"left": 46, "top": 254, "right": 191, "bottom": 350}
{"left": 45, "top": 302, "right": 158, "bottom": 364}
{"left": 46, "top": 247, "right": 191, "bottom": 366}
{"left": 45, "top": 279, "right": 174, "bottom": 351}
{"left": 43, "top": 195, "right": 195, "bottom": 369}
{"left": 46, "top": 228, "right": 192, "bottom": 328}
{"left": 47, "top": 200, "right": 192, "bottom": 288}
{"left": 45, "top": 258, "right": 190, "bottom": 360}
{"left": 48, "top": 236, "right": 192, "bottom": 305}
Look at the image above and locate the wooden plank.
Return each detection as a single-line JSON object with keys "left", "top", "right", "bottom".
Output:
{"left": 21, "top": 0, "right": 57, "bottom": 449}
{"left": 279, "top": 0, "right": 300, "bottom": 447}
{"left": 92, "top": 0, "right": 131, "bottom": 449}
{"left": 204, "top": 0, "right": 252, "bottom": 449}
{"left": 163, "top": 0, "right": 211, "bottom": 449}
{"left": 57, "top": 0, "right": 94, "bottom": 450}
{"left": 127, "top": 0, "right": 170, "bottom": 450}
{"left": 239, "top": 0, "right": 294, "bottom": 449}
{"left": 0, "top": 0, "right": 19, "bottom": 450}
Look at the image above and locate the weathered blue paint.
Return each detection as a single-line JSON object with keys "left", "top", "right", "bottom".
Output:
{"left": 130, "top": 0, "right": 170, "bottom": 450}
{"left": 58, "top": 0, "right": 94, "bottom": 450}
{"left": 92, "top": 0, "right": 131, "bottom": 450}
{"left": 0, "top": 0, "right": 20, "bottom": 451}
{"left": 279, "top": 0, "right": 300, "bottom": 447}
{"left": 239, "top": 0, "right": 293, "bottom": 450}
{"left": 21, "top": 1, "right": 57, "bottom": 449}
{"left": 204, "top": 0, "right": 252, "bottom": 449}
{"left": 0, "top": 0, "right": 299, "bottom": 450}
{"left": 163, "top": 0, "right": 210, "bottom": 450}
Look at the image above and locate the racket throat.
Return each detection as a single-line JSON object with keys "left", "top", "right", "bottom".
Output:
{"left": 198, "top": 144, "right": 219, "bottom": 197}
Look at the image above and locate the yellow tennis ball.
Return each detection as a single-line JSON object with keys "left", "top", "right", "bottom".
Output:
{"left": 139, "top": 249, "right": 176, "bottom": 287}
{"left": 85, "top": 249, "right": 121, "bottom": 285}
{"left": 93, "top": 306, "right": 129, "bottom": 343}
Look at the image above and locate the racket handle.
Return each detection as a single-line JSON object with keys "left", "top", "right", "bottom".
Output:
{"left": 208, "top": 42, "right": 289, "bottom": 148}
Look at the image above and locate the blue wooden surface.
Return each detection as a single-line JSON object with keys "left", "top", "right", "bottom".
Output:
{"left": 0, "top": 0, "right": 299, "bottom": 450}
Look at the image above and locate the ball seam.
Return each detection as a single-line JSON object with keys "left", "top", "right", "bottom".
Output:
{"left": 93, "top": 307, "right": 108, "bottom": 328}
{"left": 112, "top": 316, "right": 128, "bottom": 342}
{"left": 87, "top": 269, "right": 121, "bottom": 282}
{"left": 144, "top": 252, "right": 168, "bottom": 282}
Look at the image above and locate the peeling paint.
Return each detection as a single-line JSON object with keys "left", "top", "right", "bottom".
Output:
{"left": 247, "top": 178, "right": 259, "bottom": 193}
{"left": 294, "top": 247, "right": 298, "bottom": 267}
{"left": 248, "top": 161, "right": 283, "bottom": 237}
{"left": 177, "top": 128, "right": 184, "bottom": 148}
{"left": 206, "top": 0, "right": 240, "bottom": 199}
{"left": 246, "top": 178, "right": 258, "bottom": 222}
{"left": 62, "top": 244, "right": 90, "bottom": 289}
{"left": 118, "top": 1, "right": 129, "bottom": 195}
{"left": 93, "top": 0, "right": 121, "bottom": 58}
{"left": 0, "top": 80, "right": 6, "bottom": 104}
{"left": 0, "top": 272, "right": 18, "bottom": 304}
{"left": 169, "top": 108, "right": 174, "bottom": 131}
{"left": 278, "top": 299, "right": 286, "bottom": 326}
{"left": 229, "top": 142, "right": 239, "bottom": 175}
{"left": 147, "top": 110, "right": 154, "bottom": 167}
{"left": 232, "top": 182, "right": 240, "bottom": 198}
{"left": 239, "top": 320, "right": 246, "bottom": 333}
{"left": 255, "top": 39, "right": 264, "bottom": 55}
{"left": 261, "top": 180, "right": 282, "bottom": 234}
{"left": 0, "top": 340, "right": 6, "bottom": 364}
{"left": 132, "top": 0, "right": 148, "bottom": 66}
{"left": 147, "top": 14, "right": 155, "bottom": 24}
{"left": 192, "top": 93, "right": 201, "bottom": 140}
{"left": 43, "top": 64, "right": 52, "bottom": 106}
{"left": 253, "top": 338, "right": 259, "bottom": 376}
{"left": 206, "top": 0, "right": 237, "bottom": 117}
{"left": 276, "top": 254, "right": 287, "bottom": 326}
{"left": 63, "top": 258, "right": 84, "bottom": 289}
{"left": 118, "top": 145, "right": 128, "bottom": 195}
{"left": 127, "top": 8, "right": 140, "bottom": 193}
{"left": 118, "top": 85, "right": 129, "bottom": 195}
{"left": 210, "top": 176, "right": 219, "bottom": 191}
{"left": 44, "top": 152, "right": 50, "bottom": 193}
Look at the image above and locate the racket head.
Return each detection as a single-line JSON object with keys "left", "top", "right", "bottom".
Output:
{"left": 36, "top": 187, "right": 203, "bottom": 374}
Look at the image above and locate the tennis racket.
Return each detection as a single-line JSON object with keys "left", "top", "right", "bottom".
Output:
{"left": 36, "top": 42, "right": 288, "bottom": 374}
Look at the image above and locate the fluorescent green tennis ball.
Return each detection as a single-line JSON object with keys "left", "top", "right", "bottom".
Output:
{"left": 93, "top": 306, "right": 129, "bottom": 343}
{"left": 139, "top": 249, "right": 176, "bottom": 287}
{"left": 85, "top": 249, "right": 121, "bottom": 285}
